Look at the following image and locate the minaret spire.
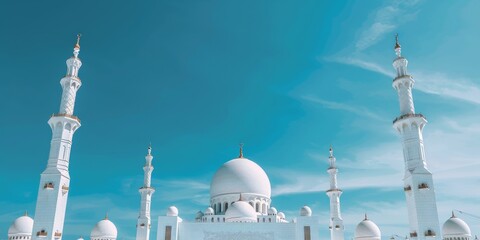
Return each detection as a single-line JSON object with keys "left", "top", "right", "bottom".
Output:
{"left": 392, "top": 36, "right": 440, "bottom": 240}
{"left": 136, "top": 145, "right": 155, "bottom": 240}
{"left": 32, "top": 35, "right": 83, "bottom": 240}
{"left": 326, "top": 146, "right": 344, "bottom": 240}
{"left": 395, "top": 33, "right": 401, "bottom": 57}
{"left": 74, "top": 34, "right": 81, "bottom": 57}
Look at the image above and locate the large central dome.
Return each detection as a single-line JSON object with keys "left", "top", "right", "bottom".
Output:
{"left": 210, "top": 157, "right": 271, "bottom": 198}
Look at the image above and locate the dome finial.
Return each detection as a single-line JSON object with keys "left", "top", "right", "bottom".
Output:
{"left": 239, "top": 143, "right": 244, "bottom": 158}
{"left": 329, "top": 145, "right": 334, "bottom": 158}
{"left": 104, "top": 212, "right": 108, "bottom": 220}
{"left": 364, "top": 213, "right": 368, "bottom": 220}
{"left": 24, "top": 210, "right": 28, "bottom": 216}
{"left": 451, "top": 210, "right": 456, "bottom": 218}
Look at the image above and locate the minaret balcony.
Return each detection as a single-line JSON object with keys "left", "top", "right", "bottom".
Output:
{"left": 51, "top": 113, "right": 81, "bottom": 123}
{"left": 326, "top": 188, "right": 342, "bottom": 193}
{"left": 393, "top": 113, "right": 426, "bottom": 125}
{"left": 403, "top": 185, "right": 412, "bottom": 191}
{"left": 393, "top": 74, "right": 412, "bottom": 83}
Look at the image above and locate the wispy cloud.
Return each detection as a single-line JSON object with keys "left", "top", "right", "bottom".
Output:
{"left": 328, "top": 57, "right": 480, "bottom": 105}
{"left": 301, "top": 95, "right": 385, "bottom": 121}
{"left": 326, "top": 56, "right": 394, "bottom": 78}
{"left": 355, "top": 0, "right": 421, "bottom": 51}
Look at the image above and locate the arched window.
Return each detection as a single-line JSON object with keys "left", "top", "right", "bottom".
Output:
{"left": 211, "top": 217, "right": 214, "bottom": 222}
{"left": 224, "top": 202, "right": 228, "bottom": 212}
{"left": 256, "top": 203, "right": 260, "bottom": 212}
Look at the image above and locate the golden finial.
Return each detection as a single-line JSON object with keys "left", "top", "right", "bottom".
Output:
{"left": 75, "top": 33, "right": 82, "bottom": 49}
{"left": 24, "top": 210, "right": 28, "bottom": 216}
{"left": 395, "top": 33, "right": 401, "bottom": 49}
{"left": 239, "top": 143, "right": 244, "bottom": 158}
{"left": 104, "top": 212, "right": 108, "bottom": 220}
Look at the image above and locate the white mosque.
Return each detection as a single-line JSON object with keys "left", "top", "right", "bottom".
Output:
{"left": 6, "top": 35, "right": 476, "bottom": 240}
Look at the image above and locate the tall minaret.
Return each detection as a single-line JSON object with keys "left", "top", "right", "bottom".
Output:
{"left": 326, "top": 147, "right": 344, "bottom": 240}
{"left": 32, "top": 34, "right": 83, "bottom": 240}
{"left": 392, "top": 34, "right": 440, "bottom": 240}
{"left": 136, "top": 145, "right": 155, "bottom": 240}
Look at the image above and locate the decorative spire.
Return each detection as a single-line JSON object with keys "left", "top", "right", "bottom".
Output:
{"left": 328, "top": 145, "right": 336, "bottom": 168}
{"left": 147, "top": 143, "right": 152, "bottom": 156}
{"left": 239, "top": 143, "right": 244, "bottom": 158}
{"left": 238, "top": 193, "right": 244, "bottom": 201}
{"left": 24, "top": 210, "right": 28, "bottom": 216}
{"left": 451, "top": 211, "right": 455, "bottom": 218}
{"left": 394, "top": 33, "right": 401, "bottom": 57}
{"left": 364, "top": 213, "right": 368, "bottom": 220}
{"left": 104, "top": 212, "right": 108, "bottom": 220}
{"left": 75, "top": 33, "right": 81, "bottom": 49}
{"left": 73, "top": 34, "right": 81, "bottom": 58}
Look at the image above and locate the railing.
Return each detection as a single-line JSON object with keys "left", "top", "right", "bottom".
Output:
{"left": 51, "top": 113, "right": 81, "bottom": 122}
{"left": 392, "top": 74, "right": 412, "bottom": 83}
{"left": 393, "top": 113, "right": 426, "bottom": 124}
{"left": 326, "top": 188, "right": 342, "bottom": 193}
{"left": 64, "top": 75, "right": 82, "bottom": 82}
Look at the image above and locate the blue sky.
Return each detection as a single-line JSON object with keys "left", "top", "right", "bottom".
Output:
{"left": 1, "top": 0, "right": 480, "bottom": 239}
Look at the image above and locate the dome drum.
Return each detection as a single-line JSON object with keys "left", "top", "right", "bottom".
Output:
{"left": 210, "top": 194, "right": 270, "bottom": 215}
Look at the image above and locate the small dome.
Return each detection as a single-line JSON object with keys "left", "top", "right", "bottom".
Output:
{"left": 300, "top": 206, "right": 312, "bottom": 216}
{"left": 205, "top": 207, "right": 214, "bottom": 215}
{"left": 210, "top": 158, "right": 271, "bottom": 199}
{"left": 268, "top": 207, "right": 278, "bottom": 215}
{"left": 443, "top": 213, "right": 471, "bottom": 237}
{"left": 355, "top": 216, "right": 381, "bottom": 240}
{"left": 8, "top": 215, "right": 34, "bottom": 236}
{"left": 225, "top": 201, "right": 257, "bottom": 223}
{"left": 195, "top": 211, "right": 204, "bottom": 219}
{"left": 166, "top": 206, "right": 178, "bottom": 216}
{"left": 90, "top": 218, "right": 117, "bottom": 240}
{"left": 278, "top": 212, "right": 286, "bottom": 219}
